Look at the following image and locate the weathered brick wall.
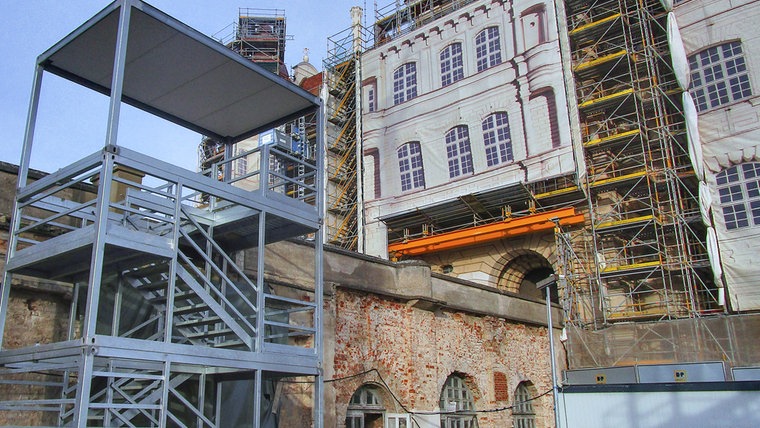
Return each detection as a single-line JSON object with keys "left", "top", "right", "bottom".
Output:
{"left": 0, "top": 163, "right": 75, "bottom": 426}
{"left": 329, "top": 289, "right": 558, "bottom": 428}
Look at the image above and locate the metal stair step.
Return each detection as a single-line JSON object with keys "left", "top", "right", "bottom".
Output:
{"left": 186, "top": 328, "right": 235, "bottom": 340}
{"left": 175, "top": 316, "right": 224, "bottom": 329}
{"left": 174, "top": 303, "right": 210, "bottom": 316}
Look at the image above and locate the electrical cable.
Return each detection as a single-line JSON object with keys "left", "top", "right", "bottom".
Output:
{"left": 279, "top": 366, "right": 554, "bottom": 419}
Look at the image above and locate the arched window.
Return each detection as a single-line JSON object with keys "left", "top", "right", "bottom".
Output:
{"left": 689, "top": 41, "right": 752, "bottom": 112}
{"left": 445, "top": 126, "right": 474, "bottom": 178}
{"left": 439, "top": 374, "right": 478, "bottom": 428}
{"left": 512, "top": 382, "right": 536, "bottom": 428}
{"left": 397, "top": 142, "right": 425, "bottom": 191}
{"left": 393, "top": 62, "right": 418, "bottom": 105}
{"left": 716, "top": 162, "right": 760, "bottom": 230}
{"left": 475, "top": 27, "right": 502, "bottom": 72}
{"left": 481, "top": 112, "right": 513, "bottom": 167}
{"left": 441, "top": 43, "right": 465, "bottom": 87}
{"left": 346, "top": 384, "right": 385, "bottom": 428}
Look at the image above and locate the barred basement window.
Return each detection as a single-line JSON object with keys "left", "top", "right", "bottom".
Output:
{"left": 716, "top": 162, "right": 760, "bottom": 230}
{"left": 689, "top": 41, "right": 752, "bottom": 112}
{"left": 475, "top": 27, "right": 502, "bottom": 72}
{"left": 398, "top": 142, "right": 425, "bottom": 191}
{"left": 512, "top": 382, "right": 536, "bottom": 428}
{"left": 441, "top": 42, "right": 465, "bottom": 87}
{"left": 440, "top": 374, "right": 478, "bottom": 428}
{"left": 445, "top": 125, "right": 474, "bottom": 178}
{"left": 393, "top": 62, "right": 418, "bottom": 105}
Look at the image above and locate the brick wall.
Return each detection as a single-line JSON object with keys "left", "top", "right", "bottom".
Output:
{"left": 328, "top": 289, "right": 558, "bottom": 428}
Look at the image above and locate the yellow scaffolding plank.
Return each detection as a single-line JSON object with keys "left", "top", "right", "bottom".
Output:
{"left": 569, "top": 13, "right": 622, "bottom": 36}
{"left": 574, "top": 50, "right": 628, "bottom": 73}
{"left": 584, "top": 129, "right": 641, "bottom": 148}
{"left": 590, "top": 169, "right": 647, "bottom": 187}
{"left": 602, "top": 260, "right": 661, "bottom": 273}
{"left": 533, "top": 185, "right": 581, "bottom": 199}
{"left": 596, "top": 214, "right": 654, "bottom": 230}
{"left": 579, "top": 88, "right": 634, "bottom": 109}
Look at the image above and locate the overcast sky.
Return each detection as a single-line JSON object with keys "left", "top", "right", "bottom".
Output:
{"left": 0, "top": 0, "right": 367, "bottom": 173}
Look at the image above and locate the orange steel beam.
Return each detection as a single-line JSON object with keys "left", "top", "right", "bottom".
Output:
{"left": 388, "top": 207, "right": 585, "bottom": 258}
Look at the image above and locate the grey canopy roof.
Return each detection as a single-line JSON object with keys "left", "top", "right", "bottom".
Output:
{"left": 38, "top": 0, "right": 320, "bottom": 143}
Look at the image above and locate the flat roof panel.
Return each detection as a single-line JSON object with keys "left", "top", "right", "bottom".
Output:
{"left": 40, "top": 0, "right": 320, "bottom": 143}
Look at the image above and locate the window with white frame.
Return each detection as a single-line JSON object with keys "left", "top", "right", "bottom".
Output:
{"left": 441, "top": 43, "right": 465, "bottom": 87}
{"left": 393, "top": 62, "right": 418, "bottom": 105}
{"left": 439, "top": 374, "right": 478, "bottom": 428}
{"left": 475, "top": 27, "right": 502, "bottom": 72}
{"left": 446, "top": 126, "right": 474, "bottom": 178}
{"left": 689, "top": 41, "right": 752, "bottom": 112}
{"left": 482, "top": 112, "right": 513, "bottom": 167}
{"left": 716, "top": 162, "right": 760, "bottom": 230}
{"left": 346, "top": 384, "right": 385, "bottom": 428}
{"left": 398, "top": 142, "right": 425, "bottom": 191}
{"left": 512, "top": 382, "right": 536, "bottom": 428}
{"left": 368, "top": 85, "right": 376, "bottom": 112}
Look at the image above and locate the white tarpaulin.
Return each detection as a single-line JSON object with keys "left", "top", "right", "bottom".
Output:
{"left": 699, "top": 181, "right": 712, "bottom": 226}
{"left": 660, "top": 0, "right": 673, "bottom": 11}
{"left": 706, "top": 227, "right": 724, "bottom": 305}
{"left": 683, "top": 92, "right": 704, "bottom": 180}
{"left": 667, "top": 13, "right": 690, "bottom": 90}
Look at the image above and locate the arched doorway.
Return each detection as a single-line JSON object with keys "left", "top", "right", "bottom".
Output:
{"left": 497, "top": 251, "right": 558, "bottom": 303}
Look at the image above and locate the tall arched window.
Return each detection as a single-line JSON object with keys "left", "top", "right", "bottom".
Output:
{"left": 346, "top": 384, "right": 385, "bottom": 428}
{"left": 397, "top": 142, "right": 425, "bottom": 191}
{"left": 445, "top": 126, "right": 474, "bottom": 178}
{"left": 689, "top": 41, "right": 752, "bottom": 112}
{"left": 716, "top": 162, "right": 760, "bottom": 230}
{"left": 393, "top": 62, "right": 418, "bottom": 105}
{"left": 441, "top": 43, "right": 465, "bottom": 87}
{"left": 440, "top": 374, "right": 478, "bottom": 428}
{"left": 512, "top": 382, "right": 536, "bottom": 428}
{"left": 475, "top": 27, "right": 502, "bottom": 72}
{"left": 481, "top": 112, "right": 513, "bottom": 167}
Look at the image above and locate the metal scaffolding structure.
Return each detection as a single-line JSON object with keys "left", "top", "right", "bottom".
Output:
{"left": 214, "top": 8, "right": 291, "bottom": 78}
{"left": 323, "top": 20, "right": 371, "bottom": 251}
{"left": 0, "top": 1, "right": 324, "bottom": 426}
{"left": 557, "top": 0, "right": 719, "bottom": 328}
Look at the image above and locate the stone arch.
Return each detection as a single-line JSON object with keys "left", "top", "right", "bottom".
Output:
{"left": 495, "top": 248, "right": 557, "bottom": 302}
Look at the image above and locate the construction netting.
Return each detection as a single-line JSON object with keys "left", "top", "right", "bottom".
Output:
{"left": 564, "top": 314, "right": 760, "bottom": 369}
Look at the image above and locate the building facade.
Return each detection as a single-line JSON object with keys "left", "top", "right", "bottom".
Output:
{"left": 676, "top": 0, "right": 760, "bottom": 312}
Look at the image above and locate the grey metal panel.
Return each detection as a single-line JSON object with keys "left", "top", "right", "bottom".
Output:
{"left": 40, "top": 0, "right": 320, "bottom": 143}
{"left": 733, "top": 367, "right": 760, "bottom": 381}
{"left": 558, "top": 389, "right": 760, "bottom": 428}
{"left": 637, "top": 362, "right": 726, "bottom": 383}
{"left": 564, "top": 366, "right": 637, "bottom": 385}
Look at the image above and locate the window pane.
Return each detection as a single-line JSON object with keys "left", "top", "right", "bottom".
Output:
{"left": 441, "top": 43, "right": 464, "bottom": 87}
{"left": 393, "top": 63, "right": 418, "bottom": 105}
{"left": 482, "top": 112, "right": 513, "bottom": 167}
{"left": 398, "top": 142, "right": 425, "bottom": 191}
{"left": 689, "top": 41, "right": 753, "bottom": 112}
{"left": 446, "top": 126, "right": 474, "bottom": 178}
{"left": 476, "top": 27, "right": 502, "bottom": 72}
